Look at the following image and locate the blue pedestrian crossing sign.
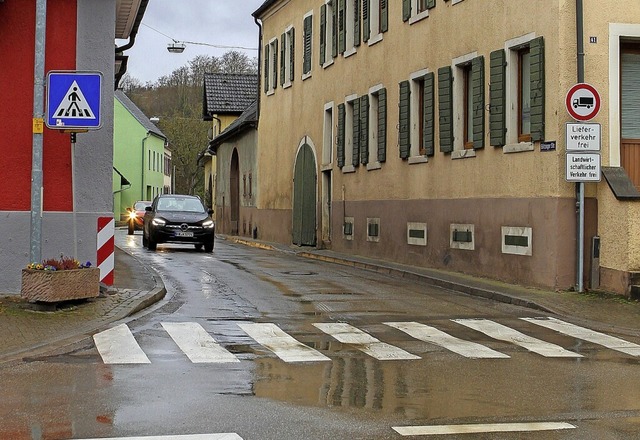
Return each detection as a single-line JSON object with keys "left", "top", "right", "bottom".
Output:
{"left": 46, "top": 71, "right": 102, "bottom": 130}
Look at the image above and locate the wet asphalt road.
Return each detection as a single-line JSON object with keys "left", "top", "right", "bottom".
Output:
{"left": 1, "top": 230, "right": 640, "bottom": 439}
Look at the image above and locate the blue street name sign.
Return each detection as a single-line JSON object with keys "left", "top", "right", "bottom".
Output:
{"left": 46, "top": 71, "right": 103, "bottom": 130}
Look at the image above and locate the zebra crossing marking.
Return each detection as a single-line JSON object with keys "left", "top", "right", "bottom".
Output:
{"left": 522, "top": 317, "right": 640, "bottom": 357}
{"left": 73, "top": 434, "right": 243, "bottom": 440}
{"left": 385, "top": 321, "right": 510, "bottom": 359}
{"left": 453, "top": 318, "right": 583, "bottom": 358}
{"left": 161, "top": 322, "right": 240, "bottom": 363}
{"left": 393, "top": 422, "right": 576, "bottom": 436}
{"left": 237, "top": 323, "right": 331, "bottom": 363}
{"left": 313, "top": 323, "right": 421, "bottom": 360}
{"left": 93, "top": 323, "right": 150, "bottom": 364}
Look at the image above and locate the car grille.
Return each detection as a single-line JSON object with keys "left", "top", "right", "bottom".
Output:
{"left": 165, "top": 223, "right": 204, "bottom": 231}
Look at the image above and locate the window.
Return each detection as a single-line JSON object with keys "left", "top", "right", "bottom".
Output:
{"left": 337, "top": 94, "right": 358, "bottom": 172}
{"left": 367, "top": 85, "right": 387, "bottom": 168}
{"left": 335, "top": 0, "right": 360, "bottom": 57}
{"left": 263, "top": 37, "right": 279, "bottom": 94}
{"left": 451, "top": 53, "right": 484, "bottom": 154}
{"left": 402, "top": 0, "right": 434, "bottom": 24}
{"left": 621, "top": 42, "right": 640, "bottom": 189}
{"left": 302, "top": 12, "right": 313, "bottom": 78}
{"left": 280, "top": 26, "right": 295, "bottom": 88}
{"left": 363, "top": 0, "right": 388, "bottom": 45}
{"left": 400, "top": 70, "right": 434, "bottom": 161}
{"left": 490, "top": 35, "right": 545, "bottom": 149}
{"left": 323, "top": 102, "right": 334, "bottom": 165}
{"left": 320, "top": 0, "right": 336, "bottom": 67}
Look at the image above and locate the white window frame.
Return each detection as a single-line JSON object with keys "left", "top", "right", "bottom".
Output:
{"left": 323, "top": 0, "right": 335, "bottom": 68}
{"left": 452, "top": 51, "right": 478, "bottom": 159}
{"left": 368, "top": 0, "right": 384, "bottom": 46}
{"left": 504, "top": 33, "right": 536, "bottom": 152}
{"left": 344, "top": 0, "right": 357, "bottom": 58}
{"left": 266, "top": 37, "right": 278, "bottom": 95}
{"left": 367, "top": 84, "right": 384, "bottom": 170}
{"left": 409, "top": 0, "right": 430, "bottom": 25}
{"left": 282, "top": 25, "right": 294, "bottom": 89}
{"left": 323, "top": 101, "right": 335, "bottom": 167}
{"left": 302, "top": 11, "right": 313, "bottom": 80}
{"left": 451, "top": 0, "right": 465, "bottom": 4}
{"left": 408, "top": 68, "right": 429, "bottom": 163}
{"left": 343, "top": 94, "right": 358, "bottom": 173}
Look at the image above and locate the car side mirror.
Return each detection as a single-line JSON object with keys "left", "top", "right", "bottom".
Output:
{"left": 145, "top": 206, "right": 152, "bottom": 212}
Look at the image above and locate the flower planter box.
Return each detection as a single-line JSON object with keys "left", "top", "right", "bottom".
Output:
{"left": 21, "top": 267, "right": 100, "bottom": 302}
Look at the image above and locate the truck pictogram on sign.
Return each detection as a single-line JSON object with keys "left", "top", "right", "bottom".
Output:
{"left": 565, "top": 83, "right": 601, "bottom": 121}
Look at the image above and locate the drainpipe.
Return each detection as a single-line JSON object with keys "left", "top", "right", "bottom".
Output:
{"left": 142, "top": 133, "right": 150, "bottom": 200}
{"left": 576, "top": 0, "right": 585, "bottom": 292}
{"left": 254, "top": 16, "right": 263, "bottom": 121}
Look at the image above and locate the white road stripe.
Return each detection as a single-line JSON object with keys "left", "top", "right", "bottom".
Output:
{"left": 452, "top": 319, "right": 582, "bottom": 358}
{"left": 73, "top": 434, "right": 244, "bottom": 440}
{"left": 385, "top": 322, "right": 510, "bottom": 359}
{"left": 313, "top": 323, "right": 421, "bottom": 360}
{"left": 238, "top": 323, "right": 330, "bottom": 363}
{"left": 93, "top": 324, "right": 150, "bottom": 364}
{"left": 162, "top": 322, "right": 240, "bottom": 363}
{"left": 393, "top": 422, "right": 576, "bottom": 436}
{"left": 522, "top": 317, "right": 640, "bottom": 357}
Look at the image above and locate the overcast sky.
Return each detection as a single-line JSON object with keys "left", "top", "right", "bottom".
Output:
{"left": 119, "top": 0, "right": 265, "bottom": 83}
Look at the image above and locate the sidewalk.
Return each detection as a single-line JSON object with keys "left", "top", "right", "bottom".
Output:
{"left": 1, "top": 235, "right": 638, "bottom": 365}
{"left": 0, "top": 246, "right": 166, "bottom": 364}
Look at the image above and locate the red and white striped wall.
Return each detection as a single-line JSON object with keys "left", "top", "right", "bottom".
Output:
{"left": 97, "top": 217, "right": 115, "bottom": 286}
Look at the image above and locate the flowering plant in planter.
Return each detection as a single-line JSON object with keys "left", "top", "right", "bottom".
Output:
{"left": 21, "top": 255, "right": 99, "bottom": 303}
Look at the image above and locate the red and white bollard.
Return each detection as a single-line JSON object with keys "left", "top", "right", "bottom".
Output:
{"left": 97, "top": 217, "right": 115, "bottom": 286}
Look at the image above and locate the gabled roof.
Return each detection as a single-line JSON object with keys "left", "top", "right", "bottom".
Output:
{"left": 202, "top": 73, "right": 258, "bottom": 120}
{"left": 207, "top": 101, "right": 258, "bottom": 154}
{"left": 115, "top": 90, "right": 166, "bottom": 139}
{"left": 252, "top": 0, "right": 278, "bottom": 18}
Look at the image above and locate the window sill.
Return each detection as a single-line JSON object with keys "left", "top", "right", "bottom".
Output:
{"left": 321, "top": 163, "right": 333, "bottom": 172}
{"left": 283, "top": 82, "right": 292, "bottom": 89}
{"left": 344, "top": 47, "right": 357, "bottom": 58}
{"left": 302, "top": 72, "right": 312, "bottom": 81}
{"left": 266, "top": 89, "right": 275, "bottom": 96}
{"left": 409, "top": 11, "right": 429, "bottom": 25}
{"left": 504, "top": 142, "right": 534, "bottom": 154}
{"left": 366, "top": 161, "right": 382, "bottom": 171}
{"left": 451, "top": 149, "right": 476, "bottom": 160}
{"left": 368, "top": 33, "right": 383, "bottom": 47}
{"left": 323, "top": 59, "right": 335, "bottom": 69}
{"left": 342, "top": 164, "right": 356, "bottom": 173}
{"left": 408, "top": 156, "right": 428, "bottom": 164}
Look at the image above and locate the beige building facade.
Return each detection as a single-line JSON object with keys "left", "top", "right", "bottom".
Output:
{"left": 251, "top": 0, "right": 640, "bottom": 295}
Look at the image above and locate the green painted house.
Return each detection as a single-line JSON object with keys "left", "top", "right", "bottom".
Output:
{"left": 113, "top": 90, "right": 168, "bottom": 223}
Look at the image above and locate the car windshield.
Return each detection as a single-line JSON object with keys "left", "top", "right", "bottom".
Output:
{"left": 157, "top": 197, "right": 205, "bottom": 213}
{"left": 134, "top": 202, "right": 151, "bottom": 210}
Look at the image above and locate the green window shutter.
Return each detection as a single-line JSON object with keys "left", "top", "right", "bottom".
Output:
{"left": 489, "top": 49, "right": 506, "bottom": 146}
{"left": 530, "top": 36, "right": 545, "bottom": 142}
{"left": 320, "top": 5, "right": 327, "bottom": 65}
{"left": 402, "top": 0, "right": 411, "bottom": 22}
{"left": 332, "top": 3, "right": 338, "bottom": 58}
{"left": 290, "top": 28, "right": 296, "bottom": 81}
{"left": 280, "top": 33, "right": 286, "bottom": 86}
{"left": 438, "top": 66, "right": 453, "bottom": 153}
{"left": 362, "top": 0, "right": 370, "bottom": 42}
{"left": 399, "top": 80, "right": 410, "bottom": 159}
{"left": 273, "top": 39, "right": 278, "bottom": 89}
{"left": 360, "top": 94, "right": 369, "bottom": 165}
{"left": 337, "top": 103, "right": 346, "bottom": 168}
{"left": 472, "top": 55, "right": 485, "bottom": 149}
{"left": 338, "top": 0, "right": 346, "bottom": 54}
{"left": 353, "top": 97, "right": 360, "bottom": 167}
{"left": 377, "top": 88, "right": 387, "bottom": 162}
{"left": 264, "top": 44, "right": 270, "bottom": 93}
{"left": 380, "top": 0, "right": 388, "bottom": 32}
{"left": 354, "top": 0, "right": 361, "bottom": 47}
{"left": 427, "top": 0, "right": 436, "bottom": 9}
{"left": 303, "top": 16, "right": 312, "bottom": 75}
{"left": 423, "top": 72, "right": 435, "bottom": 156}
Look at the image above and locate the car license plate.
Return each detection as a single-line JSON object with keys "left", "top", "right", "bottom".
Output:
{"left": 175, "top": 231, "right": 194, "bottom": 237}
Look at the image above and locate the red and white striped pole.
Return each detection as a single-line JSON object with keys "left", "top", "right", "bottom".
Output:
{"left": 97, "top": 217, "right": 115, "bottom": 285}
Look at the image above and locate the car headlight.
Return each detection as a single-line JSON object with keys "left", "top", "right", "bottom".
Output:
{"left": 152, "top": 218, "right": 166, "bottom": 226}
{"left": 202, "top": 219, "right": 214, "bottom": 229}
{"left": 128, "top": 211, "right": 137, "bottom": 220}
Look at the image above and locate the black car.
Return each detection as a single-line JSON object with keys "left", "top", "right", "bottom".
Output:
{"left": 143, "top": 194, "right": 215, "bottom": 252}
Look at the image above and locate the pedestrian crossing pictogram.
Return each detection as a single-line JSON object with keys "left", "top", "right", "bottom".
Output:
{"left": 52, "top": 81, "right": 95, "bottom": 120}
{"left": 91, "top": 318, "right": 640, "bottom": 365}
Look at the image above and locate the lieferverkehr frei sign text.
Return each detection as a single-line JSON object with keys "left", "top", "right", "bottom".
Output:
{"left": 565, "top": 123, "right": 600, "bottom": 152}
{"left": 566, "top": 153, "right": 601, "bottom": 182}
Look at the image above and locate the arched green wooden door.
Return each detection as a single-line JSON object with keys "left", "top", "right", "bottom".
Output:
{"left": 293, "top": 143, "right": 317, "bottom": 246}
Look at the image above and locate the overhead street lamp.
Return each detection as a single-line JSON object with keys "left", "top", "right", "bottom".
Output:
{"left": 140, "top": 24, "right": 257, "bottom": 54}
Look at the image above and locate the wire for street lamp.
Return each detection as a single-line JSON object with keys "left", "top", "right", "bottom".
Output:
{"left": 142, "top": 23, "right": 258, "bottom": 52}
